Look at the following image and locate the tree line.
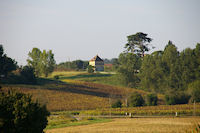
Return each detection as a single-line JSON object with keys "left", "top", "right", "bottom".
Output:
{"left": 56, "top": 60, "right": 89, "bottom": 71}
{"left": 0, "top": 45, "right": 56, "bottom": 84}
{"left": 116, "top": 32, "right": 200, "bottom": 104}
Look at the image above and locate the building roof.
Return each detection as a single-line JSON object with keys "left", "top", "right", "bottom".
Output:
{"left": 90, "top": 55, "right": 104, "bottom": 62}
{"left": 104, "top": 64, "right": 113, "bottom": 67}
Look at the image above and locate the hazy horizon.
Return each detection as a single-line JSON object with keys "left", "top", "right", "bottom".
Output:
{"left": 1, "top": 0, "right": 200, "bottom": 65}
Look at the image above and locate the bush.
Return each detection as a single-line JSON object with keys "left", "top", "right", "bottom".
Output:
{"left": 188, "top": 80, "right": 200, "bottom": 102}
{"left": 20, "top": 66, "right": 37, "bottom": 84}
{"left": 53, "top": 75, "right": 59, "bottom": 80}
{"left": 0, "top": 89, "right": 49, "bottom": 133}
{"left": 165, "top": 91, "right": 190, "bottom": 105}
{"left": 111, "top": 99, "right": 122, "bottom": 108}
{"left": 87, "top": 65, "right": 94, "bottom": 73}
{"left": 128, "top": 92, "right": 144, "bottom": 107}
{"left": 145, "top": 93, "right": 158, "bottom": 106}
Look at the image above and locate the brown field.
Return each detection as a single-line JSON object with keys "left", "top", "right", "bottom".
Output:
{"left": 2, "top": 78, "right": 144, "bottom": 111}
{"left": 2, "top": 71, "right": 163, "bottom": 111}
{"left": 46, "top": 117, "right": 200, "bottom": 133}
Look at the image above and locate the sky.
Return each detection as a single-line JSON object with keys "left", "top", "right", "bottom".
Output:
{"left": 0, "top": 0, "right": 200, "bottom": 65}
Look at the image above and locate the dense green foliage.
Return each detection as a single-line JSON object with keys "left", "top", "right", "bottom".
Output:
{"left": 27, "top": 48, "right": 55, "bottom": 77}
{"left": 20, "top": 66, "right": 37, "bottom": 84}
{"left": 111, "top": 99, "right": 122, "bottom": 108}
{"left": 117, "top": 53, "right": 141, "bottom": 87}
{"left": 0, "top": 89, "right": 49, "bottom": 133}
{"left": 0, "top": 45, "right": 17, "bottom": 78}
{"left": 140, "top": 42, "right": 200, "bottom": 93}
{"left": 125, "top": 32, "right": 153, "bottom": 57}
{"left": 87, "top": 65, "right": 94, "bottom": 73}
{"left": 145, "top": 93, "right": 158, "bottom": 106}
{"left": 128, "top": 93, "right": 144, "bottom": 107}
{"left": 188, "top": 80, "right": 200, "bottom": 102}
{"left": 56, "top": 60, "right": 88, "bottom": 71}
{"left": 119, "top": 36, "right": 200, "bottom": 102}
{"left": 165, "top": 91, "right": 190, "bottom": 105}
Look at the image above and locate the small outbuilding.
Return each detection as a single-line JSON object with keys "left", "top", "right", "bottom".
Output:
{"left": 89, "top": 55, "right": 104, "bottom": 71}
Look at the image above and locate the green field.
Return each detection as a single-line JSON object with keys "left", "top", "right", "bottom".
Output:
{"left": 51, "top": 71, "right": 124, "bottom": 87}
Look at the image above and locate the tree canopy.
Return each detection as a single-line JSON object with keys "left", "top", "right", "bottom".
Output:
{"left": 0, "top": 45, "right": 17, "bottom": 78}
{"left": 125, "top": 32, "right": 153, "bottom": 57}
{"left": 0, "top": 89, "right": 49, "bottom": 133}
{"left": 27, "top": 48, "right": 55, "bottom": 77}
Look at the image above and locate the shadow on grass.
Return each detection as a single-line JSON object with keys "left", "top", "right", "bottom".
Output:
{"left": 2, "top": 76, "right": 119, "bottom": 98}
{"left": 59, "top": 73, "right": 112, "bottom": 80}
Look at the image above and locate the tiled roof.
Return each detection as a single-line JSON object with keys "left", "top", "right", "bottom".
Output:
{"left": 90, "top": 55, "right": 103, "bottom": 61}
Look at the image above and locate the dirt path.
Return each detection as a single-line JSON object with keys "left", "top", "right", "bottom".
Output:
{"left": 46, "top": 117, "right": 200, "bottom": 133}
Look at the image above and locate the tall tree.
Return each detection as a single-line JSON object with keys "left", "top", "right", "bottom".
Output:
{"left": 162, "top": 41, "right": 182, "bottom": 91}
{"left": 117, "top": 53, "right": 141, "bottom": 87}
{"left": 125, "top": 32, "right": 153, "bottom": 57}
{"left": 180, "top": 48, "right": 196, "bottom": 88}
{"left": 27, "top": 48, "right": 42, "bottom": 77}
{"left": 194, "top": 43, "right": 200, "bottom": 79}
{"left": 40, "top": 50, "right": 55, "bottom": 77}
{"left": 27, "top": 48, "right": 55, "bottom": 77}
{"left": 139, "top": 51, "right": 165, "bottom": 92}
{"left": 0, "top": 45, "right": 17, "bottom": 77}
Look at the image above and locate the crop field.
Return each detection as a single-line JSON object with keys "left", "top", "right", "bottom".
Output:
{"left": 80, "top": 103, "right": 200, "bottom": 116}
{"left": 2, "top": 71, "right": 155, "bottom": 111}
{"left": 45, "top": 117, "right": 200, "bottom": 133}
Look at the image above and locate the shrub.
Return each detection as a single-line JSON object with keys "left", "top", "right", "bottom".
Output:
{"left": 146, "top": 93, "right": 158, "bottom": 106}
{"left": 0, "top": 89, "right": 49, "bottom": 133}
{"left": 165, "top": 91, "right": 190, "bottom": 105}
{"left": 128, "top": 92, "right": 144, "bottom": 107}
{"left": 20, "top": 66, "right": 37, "bottom": 84}
{"left": 87, "top": 65, "right": 94, "bottom": 73}
{"left": 111, "top": 99, "right": 122, "bottom": 108}
{"left": 53, "top": 75, "right": 59, "bottom": 80}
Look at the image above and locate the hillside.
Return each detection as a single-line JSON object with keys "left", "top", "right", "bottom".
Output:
{"left": 1, "top": 71, "right": 160, "bottom": 111}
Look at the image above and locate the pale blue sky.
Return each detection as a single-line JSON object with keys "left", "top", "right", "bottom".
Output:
{"left": 0, "top": 0, "right": 200, "bottom": 65}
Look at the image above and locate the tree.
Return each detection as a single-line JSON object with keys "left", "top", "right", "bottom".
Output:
{"left": 165, "top": 91, "right": 190, "bottom": 105}
{"left": 20, "top": 66, "right": 36, "bottom": 84}
{"left": 111, "top": 99, "right": 122, "bottom": 108}
{"left": 125, "top": 32, "right": 153, "bottom": 57}
{"left": 128, "top": 92, "right": 144, "bottom": 107}
{"left": 0, "top": 89, "right": 49, "bottom": 133}
{"left": 139, "top": 51, "right": 165, "bottom": 92}
{"left": 27, "top": 48, "right": 42, "bottom": 77}
{"left": 117, "top": 53, "right": 141, "bottom": 87}
{"left": 188, "top": 80, "right": 200, "bottom": 102}
{"left": 40, "top": 50, "right": 55, "bottom": 77}
{"left": 0, "top": 45, "right": 17, "bottom": 78}
{"left": 145, "top": 93, "right": 158, "bottom": 106}
{"left": 87, "top": 65, "right": 94, "bottom": 73}
{"left": 162, "top": 41, "right": 182, "bottom": 91}
{"left": 180, "top": 48, "right": 196, "bottom": 89}
{"left": 27, "top": 48, "right": 55, "bottom": 77}
{"left": 194, "top": 43, "right": 200, "bottom": 79}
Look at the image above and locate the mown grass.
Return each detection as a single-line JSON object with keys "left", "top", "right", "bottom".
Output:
{"left": 45, "top": 111, "right": 112, "bottom": 130}
{"left": 46, "top": 115, "right": 111, "bottom": 130}
{"left": 45, "top": 117, "right": 200, "bottom": 133}
{"left": 50, "top": 71, "right": 125, "bottom": 87}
